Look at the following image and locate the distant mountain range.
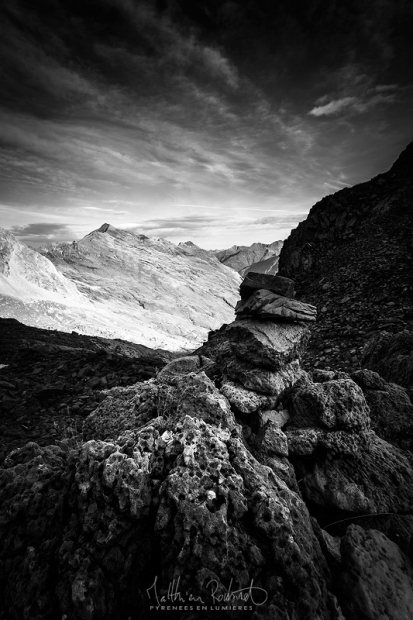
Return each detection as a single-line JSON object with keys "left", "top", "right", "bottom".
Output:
{"left": 0, "top": 223, "right": 241, "bottom": 350}
{"left": 214, "top": 240, "right": 283, "bottom": 276}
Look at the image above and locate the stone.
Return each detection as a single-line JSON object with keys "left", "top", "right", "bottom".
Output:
{"left": 156, "top": 355, "right": 213, "bottom": 384}
{"left": 255, "top": 420, "right": 289, "bottom": 457}
{"left": 336, "top": 525, "right": 413, "bottom": 620}
{"left": 0, "top": 375, "right": 334, "bottom": 620}
{"left": 235, "top": 289, "right": 317, "bottom": 322}
{"left": 225, "top": 357, "right": 307, "bottom": 398}
{"left": 260, "top": 408, "right": 290, "bottom": 428}
{"left": 299, "top": 434, "right": 413, "bottom": 514}
{"left": 220, "top": 379, "right": 274, "bottom": 414}
{"left": 239, "top": 272, "right": 295, "bottom": 299}
{"left": 351, "top": 369, "right": 413, "bottom": 449}
{"left": 288, "top": 377, "right": 371, "bottom": 431}
{"left": 200, "top": 318, "right": 310, "bottom": 370}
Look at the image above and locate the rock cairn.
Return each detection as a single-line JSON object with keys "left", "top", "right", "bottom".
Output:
{"left": 2, "top": 275, "right": 413, "bottom": 620}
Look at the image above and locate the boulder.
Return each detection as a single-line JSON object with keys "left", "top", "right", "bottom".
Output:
{"left": 298, "top": 434, "right": 413, "bottom": 514}
{"left": 225, "top": 357, "right": 306, "bottom": 398}
{"left": 156, "top": 354, "right": 215, "bottom": 384}
{"left": 239, "top": 272, "right": 295, "bottom": 299}
{"left": 288, "top": 377, "right": 371, "bottom": 432}
{"left": 351, "top": 369, "right": 413, "bottom": 450}
{"left": 235, "top": 290, "right": 317, "bottom": 322}
{"left": 200, "top": 319, "right": 310, "bottom": 370}
{"left": 336, "top": 525, "right": 413, "bottom": 620}
{"left": 220, "top": 379, "right": 277, "bottom": 414}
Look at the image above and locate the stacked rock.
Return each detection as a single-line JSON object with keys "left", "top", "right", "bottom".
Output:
{"left": 199, "top": 273, "right": 317, "bottom": 405}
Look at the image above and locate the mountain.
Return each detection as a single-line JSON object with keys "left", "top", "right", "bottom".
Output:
{"left": 278, "top": 140, "right": 413, "bottom": 371}
{"left": 0, "top": 224, "right": 241, "bottom": 350}
{"left": 214, "top": 240, "right": 283, "bottom": 276}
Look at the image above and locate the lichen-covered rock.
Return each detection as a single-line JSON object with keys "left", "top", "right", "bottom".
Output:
{"left": 336, "top": 525, "right": 413, "bottom": 620}
{"left": 225, "top": 357, "right": 306, "bottom": 398}
{"left": 82, "top": 381, "right": 162, "bottom": 441}
{"left": 220, "top": 379, "right": 277, "bottom": 414}
{"left": 199, "top": 318, "right": 310, "bottom": 370}
{"left": 351, "top": 368, "right": 413, "bottom": 450}
{"left": 288, "top": 377, "right": 371, "bottom": 431}
{"left": 236, "top": 289, "right": 317, "bottom": 322}
{"left": 0, "top": 372, "right": 337, "bottom": 620}
{"left": 286, "top": 427, "right": 372, "bottom": 457}
{"left": 0, "top": 443, "right": 72, "bottom": 619}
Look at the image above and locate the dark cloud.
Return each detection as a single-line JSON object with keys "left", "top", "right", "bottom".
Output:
{"left": 0, "top": 0, "right": 412, "bottom": 247}
{"left": 8, "top": 222, "right": 74, "bottom": 246}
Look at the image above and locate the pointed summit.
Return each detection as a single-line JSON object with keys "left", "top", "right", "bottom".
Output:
{"left": 97, "top": 223, "right": 112, "bottom": 233}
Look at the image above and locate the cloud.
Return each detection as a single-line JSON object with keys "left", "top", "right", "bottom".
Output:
{"left": 84, "top": 206, "right": 130, "bottom": 214}
{"left": 8, "top": 222, "right": 74, "bottom": 245}
{"left": 309, "top": 97, "right": 359, "bottom": 117}
{"left": 309, "top": 93, "right": 397, "bottom": 117}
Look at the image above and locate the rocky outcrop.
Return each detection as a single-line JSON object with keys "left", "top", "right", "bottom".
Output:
{"left": 2, "top": 273, "right": 413, "bottom": 619}
{"left": 214, "top": 240, "right": 283, "bottom": 277}
{"left": 278, "top": 140, "right": 413, "bottom": 372}
{"left": 0, "top": 370, "right": 336, "bottom": 620}
{"left": 1, "top": 224, "right": 241, "bottom": 350}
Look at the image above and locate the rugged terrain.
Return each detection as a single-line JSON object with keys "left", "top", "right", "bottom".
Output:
{"left": 1, "top": 274, "right": 413, "bottom": 620}
{"left": 278, "top": 140, "right": 413, "bottom": 371}
{"left": 1, "top": 224, "right": 241, "bottom": 350}
{"left": 214, "top": 240, "right": 283, "bottom": 277}
{"left": 0, "top": 317, "right": 171, "bottom": 464}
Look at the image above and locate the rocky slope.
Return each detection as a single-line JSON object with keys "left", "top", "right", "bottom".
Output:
{"left": 278, "top": 140, "right": 413, "bottom": 371}
{"left": 214, "top": 240, "right": 283, "bottom": 277}
{"left": 2, "top": 275, "right": 413, "bottom": 619}
{"left": 0, "top": 224, "right": 241, "bottom": 350}
{"left": 0, "top": 317, "right": 171, "bottom": 463}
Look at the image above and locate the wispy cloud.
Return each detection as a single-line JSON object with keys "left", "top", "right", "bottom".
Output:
{"left": 309, "top": 93, "right": 397, "bottom": 117}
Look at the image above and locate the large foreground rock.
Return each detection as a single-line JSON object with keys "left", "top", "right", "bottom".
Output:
{"left": 0, "top": 372, "right": 336, "bottom": 620}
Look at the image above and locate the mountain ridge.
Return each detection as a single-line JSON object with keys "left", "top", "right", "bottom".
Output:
{"left": 214, "top": 239, "right": 283, "bottom": 276}
{"left": 1, "top": 224, "right": 241, "bottom": 350}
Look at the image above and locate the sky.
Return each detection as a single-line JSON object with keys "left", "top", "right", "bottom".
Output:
{"left": 0, "top": 0, "right": 413, "bottom": 249}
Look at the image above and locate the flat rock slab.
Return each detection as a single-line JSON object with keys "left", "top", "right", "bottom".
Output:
{"left": 236, "top": 289, "right": 317, "bottom": 322}
{"left": 240, "top": 272, "right": 295, "bottom": 299}
{"left": 225, "top": 358, "right": 306, "bottom": 398}
{"left": 201, "top": 319, "right": 310, "bottom": 370}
